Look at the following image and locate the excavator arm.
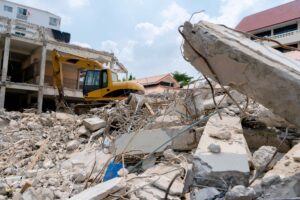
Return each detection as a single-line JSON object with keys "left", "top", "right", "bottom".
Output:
{"left": 52, "top": 49, "right": 103, "bottom": 102}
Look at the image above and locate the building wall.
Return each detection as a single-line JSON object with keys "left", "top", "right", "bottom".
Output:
{"left": 0, "top": 0, "right": 60, "bottom": 30}
{"left": 44, "top": 61, "right": 79, "bottom": 89}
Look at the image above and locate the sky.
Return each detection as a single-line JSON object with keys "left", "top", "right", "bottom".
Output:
{"left": 10, "top": 0, "right": 292, "bottom": 79}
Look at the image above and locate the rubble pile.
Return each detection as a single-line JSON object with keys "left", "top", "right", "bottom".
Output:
{"left": 1, "top": 20, "right": 300, "bottom": 199}
{"left": 0, "top": 82, "right": 299, "bottom": 200}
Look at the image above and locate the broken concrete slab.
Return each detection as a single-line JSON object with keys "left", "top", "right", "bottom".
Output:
{"left": 83, "top": 117, "right": 106, "bottom": 131}
{"left": 114, "top": 126, "right": 199, "bottom": 155}
{"left": 182, "top": 20, "right": 300, "bottom": 128}
{"left": 193, "top": 114, "right": 250, "bottom": 188}
{"left": 61, "top": 148, "right": 111, "bottom": 174}
{"left": 146, "top": 115, "right": 181, "bottom": 129}
{"left": 68, "top": 177, "right": 126, "bottom": 200}
{"left": 265, "top": 143, "right": 300, "bottom": 178}
{"left": 55, "top": 112, "right": 74, "bottom": 121}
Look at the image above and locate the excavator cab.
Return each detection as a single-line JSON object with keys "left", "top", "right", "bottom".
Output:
{"left": 83, "top": 69, "right": 108, "bottom": 96}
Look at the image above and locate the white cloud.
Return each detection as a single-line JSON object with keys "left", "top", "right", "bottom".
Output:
{"left": 71, "top": 41, "right": 92, "bottom": 48}
{"left": 135, "top": 2, "right": 189, "bottom": 45}
{"left": 100, "top": 40, "right": 137, "bottom": 63}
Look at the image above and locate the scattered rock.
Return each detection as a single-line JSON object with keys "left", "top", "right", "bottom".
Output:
{"left": 225, "top": 185, "right": 256, "bottom": 200}
{"left": 22, "top": 188, "right": 41, "bottom": 200}
{"left": 252, "top": 146, "right": 277, "bottom": 170}
{"left": 292, "top": 150, "right": 300, "bottom": 162}
{"left": 261, "top": 175, "right": 281, "bottom": 187}
{"left": 208, "top": 143, "right": 221, "bottom": 153}
{"left": 0, "top": 183, "right": 6, "bottom": 195}
{"left": 66, "top": 140, "right": 80, "bottom": 151}
{"left": 77, "top": 125, "right": 89, "bottom": 137}
{"left": 191, "top": 187, "right": 220, "bottom": 200}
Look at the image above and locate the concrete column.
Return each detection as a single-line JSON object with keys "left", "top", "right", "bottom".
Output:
{"left": 0, "top": 36, "right": 11, "bottom": 109}
{"left": 0, "top": 49, "right": 3, "bottom": 72}
{"left": 37, "top": 45, "right": 47, "bottom": 113}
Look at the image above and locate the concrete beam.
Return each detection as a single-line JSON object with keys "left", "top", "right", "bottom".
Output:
{"left": 182, "top": 21, "right": 300, "bottom": 127}
{"left": 37, "top": 45, "right": 47, "bottom": 113}
{"left": 0, "top": 36, "right": 10, "bottom": 109}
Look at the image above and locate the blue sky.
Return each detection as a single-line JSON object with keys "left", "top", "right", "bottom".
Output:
{"left": 12, "top": 0, "right": 291, "bottom": 79}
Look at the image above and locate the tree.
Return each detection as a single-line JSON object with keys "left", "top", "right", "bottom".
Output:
{"left": 128, "top": 73, "right": 136, "bottom": 80}
{"left": 172, "top": 71, "right": 193, "bottom": 87}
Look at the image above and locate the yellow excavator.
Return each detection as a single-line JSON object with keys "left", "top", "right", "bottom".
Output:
{"left": 52, "top": 49, "right": 144, "bottom": 112}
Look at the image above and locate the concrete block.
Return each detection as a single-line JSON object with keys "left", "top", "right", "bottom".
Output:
{"left": 83, "top": 117, "right": 106, "bottom": 131}
{"left": 114, "top": 126, "right": 199, "bottom": 155}
{"left": 193, "top": 114, "right": 250, "bottom": 187}
{"left": 68, "top": 177, "right": 125, "bottom": 200}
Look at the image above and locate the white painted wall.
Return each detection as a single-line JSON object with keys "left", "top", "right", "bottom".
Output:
{"left": 0, "top": 0, "right": 61, "bottom": 30}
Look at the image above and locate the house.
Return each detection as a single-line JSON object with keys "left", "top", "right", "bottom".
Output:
{"left": 134, "top": 73, "right": 180, "bottom": 94}
{"left": 236, "top": 0, "right": 300, "bottom": 52}
{"left": 0, "top": 0, "right": 128, "bottom": 112}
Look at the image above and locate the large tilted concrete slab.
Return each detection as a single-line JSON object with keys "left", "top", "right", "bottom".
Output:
{"left": 193, "top": 114, "right": 250, "bottom": 187}
{"left": 182, "top": 21, "right": 300, "bottom": 127}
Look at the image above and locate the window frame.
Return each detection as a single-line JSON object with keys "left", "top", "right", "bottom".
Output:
{"left": 49, "top": 17, "right": 58, "bottom": 26}
{"left": 17, "top": 7, "right": 27, "bottom": 16}
{"left": 4, "top": 5, "right": 13, "bottom": 12}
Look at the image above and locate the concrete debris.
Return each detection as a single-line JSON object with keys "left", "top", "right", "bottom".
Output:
{"left": 265, "top": 143, "right": 300, "bottom": 178}
{"left": 225, "top": 185, "right": 256, "bottom": 200}
{"left": 261, "top": 175, "right": 281, "bottom": 187}
{"left": 182, "top": 20, "right": 300, "bottom": 128}
{"left": 68, "top": 177, "right": 126, "bottom": 200}
{"left": 207, "top": 143, "right": 221, "bottom": 153}
{"left": 191, "top": 187, "right": 220, "bottom": 200}
{"left": 66, "top": 140, "right": 80, "bottom": 151}
{"left": 0, "top": 74, "right": 299, "bottom": 199}
{"left": 252, "top": 146, "right": 277, "bottom": 171}
{"left": 83, "top": 117, "right": 106, "bottom": 131}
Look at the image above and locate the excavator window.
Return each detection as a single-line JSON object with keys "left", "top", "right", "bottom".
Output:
{"left": 83, "top": 69, "right": 108, "bottom": 95}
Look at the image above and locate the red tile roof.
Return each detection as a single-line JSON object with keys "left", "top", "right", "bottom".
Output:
{"left": 133, "top": 73, "right": 180, "bottom": 87}
{"left": 236, "top": 0, "right": 300, "bottom": 32}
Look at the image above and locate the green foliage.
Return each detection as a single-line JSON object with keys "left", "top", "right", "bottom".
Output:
{"left": 172, "top": 71, "right": 193, "bottom": 87}
{"left": 122, "top": 73, "right": 136, "bottom": 81}
{"left": 128, "top": 73, "right": 136, "bottom": 80}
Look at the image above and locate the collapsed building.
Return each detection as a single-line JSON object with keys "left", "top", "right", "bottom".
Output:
{"left": 1, "top": 1, "right": 300, "bottom": 200}
{"left": 0, "top": 0, "right": 128, "bottom": 113}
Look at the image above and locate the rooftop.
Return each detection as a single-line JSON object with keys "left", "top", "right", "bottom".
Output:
{"left": 134, "top": 73, "right": 178, "bottom": 86}
{"left": 1, "top": 0, "right": 60, "bottom": 18}
{"left": 236, "top": 0, "right": 300, "bottom": 32}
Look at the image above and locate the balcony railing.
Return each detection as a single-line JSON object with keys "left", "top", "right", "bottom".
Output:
{"left": 269, "top": 30, "right": 300, "bottom": 40}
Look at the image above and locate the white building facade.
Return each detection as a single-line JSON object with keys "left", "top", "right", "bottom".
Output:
{"left": 0, "top": 0, "right": 61, "bottom": 30}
